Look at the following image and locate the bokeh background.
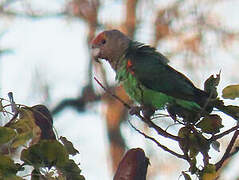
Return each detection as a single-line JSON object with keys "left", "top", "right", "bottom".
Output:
{"left": 1, "top": 0, "right": 239, "bottom": 179}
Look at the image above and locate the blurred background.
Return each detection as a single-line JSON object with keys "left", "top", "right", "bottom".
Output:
{"left": 1, "top": 0, "right": 239, "bottom": 179}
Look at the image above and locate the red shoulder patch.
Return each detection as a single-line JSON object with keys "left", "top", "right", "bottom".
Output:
{"left": 127, "top": 59, "right": 135, "bottom": 75}
{"left": 91, "top": 32, "right": 106, "bottom": 45}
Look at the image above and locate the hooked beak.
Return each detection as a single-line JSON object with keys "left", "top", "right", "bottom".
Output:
{"left": 91, "top": 47, "right": 101, "bottom": 63}
{"left": 91, "top": 43, "right": 101, "bottom": 63}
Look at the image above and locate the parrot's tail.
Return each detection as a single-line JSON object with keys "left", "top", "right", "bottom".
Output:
{"left": 194, "top": 88, "right": 212, "bottom": 111}
{"left": 195, "top": 89, "right": 239, "bottom": 120}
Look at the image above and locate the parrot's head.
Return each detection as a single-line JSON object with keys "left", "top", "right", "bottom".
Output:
{"left": 91, "top": 29, "right": 130, "bottom": 70}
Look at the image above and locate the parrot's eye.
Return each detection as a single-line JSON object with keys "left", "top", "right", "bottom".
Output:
{"left": 101, "top": 39, "right": 106, "bottom": 44}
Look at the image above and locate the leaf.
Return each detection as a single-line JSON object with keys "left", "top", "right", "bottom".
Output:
{"left": 10, "top": 108, "right": 41, "bottom": 147}
{"left": 113, "top": 148, "right": 149, "bottom": 180}
{"left": 201, "top": 164, "right": 218, "bottom": 180}
{"left": 0, "top": 127, "right": 17, "bottom": 145}
{"left": 20, "top": 140, "right": 69, "bottom": 169}
{"left": 31, "top": 105, "right": 56, "bottom": 140}
{"left": 11, "top": 132, "right": 33, "bottom": 148}
{"left": 222, "top": 84, "right": 239, "bottom": 99}
{"left": 196, "top": 114, "right": 224, "bottom": 134}
{"left": 224, "top": 105, "right": 239, "bottom": 117}
{"left": 178, "top": 127, "right": 209, "bottom": 157}
{"left": 0, "top": 98, "right": 3, "bottom": 111}
{"left": 204, "top": 73, "right": 220, "bottom": 98}
{"left": 60, "top": 136, "right": 79, "bottom": 156}
{"left": 211, "top": 141, "right": 220, "bottom": 152}
{"left": 0, "top": 154, "right": 23, "bottom": 179}
{"left": 59, "top": 159, "right": 85, "bottom": 180}
{"left": 178, "top": 127, "right": 190, "bottom": 154}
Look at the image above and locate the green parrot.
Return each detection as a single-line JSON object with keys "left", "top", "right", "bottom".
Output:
{"left": 90, "top": 30, "right": 228, "bottom": 119}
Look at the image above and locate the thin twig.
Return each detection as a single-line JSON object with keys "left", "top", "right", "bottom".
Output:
{"left": 94, "top": 77, "right": 181, "bottom": 141}
{"left": 94, "top": 77, "right": 131, "bottom": 109}
{"left": 215, "top": 130, "right": 239, "bottom": 171}
{"left": 128, "top": 119, "right": 187, "bottom": 160}
{"left": 8, "top": 92, "right": 18, "bottom": 115}
{"left": 210, "top": 123, "right": 239, "bottom": 142}
{"left": 228, "top": 146, "right": 239, "bottom": 158}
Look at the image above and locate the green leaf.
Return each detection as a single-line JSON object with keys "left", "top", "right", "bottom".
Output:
{"left": 20, "top": 140, "right": 69, "bottom": 169}
{"left": 196, "top": 114, "right": 224, "bottom": 134}
{"left": 0, "top": 98, "right": 3, "bottom": 111}
{"left": 11, "top": 132, "right": 33, "bottom": 148}
{"left": 59, "top": 159, "right": 85, "bottom": 180}
{"left": 201, "top": 164, "right": 218, "bottom": 180}
{"left": 204, "top": 73, "right": 220, "bottom": 98}
{"left": 10, "top": 108, "right": 41, "bottom": 147}
{"left": 60, "top": 136, "right": 79, "bottom": 156}
{"left": 0, "top": 154, "right": 23, "bottom": 179}
{"left": 224, "top": 105, "right": 239, "bottom": 117}
{"left": 0, "top": 127, "right": 17, "bottom": 145}
{"left": 178, "top": 127, "right": 190, "bottom": 154}
{"left": 222, "top": 84, "right": 239, "bottom": 99}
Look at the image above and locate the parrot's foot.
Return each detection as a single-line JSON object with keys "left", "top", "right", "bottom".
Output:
{"left": 129, "top": 105, "right": 155, "bottom": 119}
{"left": 142, "top": 106, "right": 155, "bottom": 119}
{"left": 129, "top": 106, "right": 142, "bottom": 116}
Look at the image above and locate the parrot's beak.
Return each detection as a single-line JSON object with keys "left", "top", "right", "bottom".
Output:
{"left": 91, "top": 43, "right": 101, "bottom": 63}
{"left": 91, "top": 47, "right": 101, "bottom": 63}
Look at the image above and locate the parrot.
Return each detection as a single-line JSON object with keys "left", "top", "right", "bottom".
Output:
{"left": 90, "top": 29, "right": 237, "bottom": 120}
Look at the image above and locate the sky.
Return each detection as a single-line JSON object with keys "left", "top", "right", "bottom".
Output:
{"left": 1, "top": 0, "right": 239, "bottom": 180}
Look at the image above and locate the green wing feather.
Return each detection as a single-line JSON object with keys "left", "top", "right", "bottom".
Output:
{"left": 125, "top": 41, "right": 209, "bottom": 106}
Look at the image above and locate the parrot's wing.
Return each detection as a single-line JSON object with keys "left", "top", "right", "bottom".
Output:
{"left": 127, "top": 51, "right": 201, "bottom": 102}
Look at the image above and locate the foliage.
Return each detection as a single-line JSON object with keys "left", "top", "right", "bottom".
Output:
{"left": 1, "top": 0, "right": 239, "bottom": 179}
{"left": 222, "top": 84, "right": 239, "bottom": 100}
{"left": 0, "top": 97, "right": 85, "bottom": 180}
{"left": 99, "top": 73, "right": 239, "bottom": 179}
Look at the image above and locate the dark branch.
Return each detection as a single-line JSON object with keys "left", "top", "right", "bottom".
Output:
{"left": 128, "top": 120, "right": 187, "bottom": 160}
{"left": 210, "top": 123, "right": 239, "bottom": 142}
{"left": 51, "top": 84, "right": 101, "bottom": 115}
{"left": 94, "top": 77, "right": 181, "bottom": 142}
{"left": 215, "top": 130, "right": 239, "bottom": 171}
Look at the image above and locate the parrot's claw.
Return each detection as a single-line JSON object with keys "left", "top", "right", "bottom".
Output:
{"left": 129, "top": 106, "right": 142, "bottom": 116}
{"left": 129, "top": 106, "right": 155, "bottom": 119}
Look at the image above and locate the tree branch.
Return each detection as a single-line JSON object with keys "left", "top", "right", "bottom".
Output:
{"left": 215, "top": 130, "right": 239, "bottom": 171}
{"left": 94, "top": 77, "right": 181, "bottom": 142}
{"left": 128, "top": 119, "right": 187, "bottom": 160}
{"left": 210, "top": 123, "right": 239, "bottom": 142}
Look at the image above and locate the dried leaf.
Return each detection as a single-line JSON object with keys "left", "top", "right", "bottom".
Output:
{"left": 31, "top": 105, "right": 56, "bottom": 140}
{"left": 114, "top": 148, "right": 149, "bottom": 180}
{"left": 196, "top": 114, "right": 223, "bottom": 134}
{"left": 222, "top": 84, "right": 239, "bottom": 100}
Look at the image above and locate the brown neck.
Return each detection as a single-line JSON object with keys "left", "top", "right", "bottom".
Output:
{"left": 107, "top": 39, "right": 130, "bottom": 71}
